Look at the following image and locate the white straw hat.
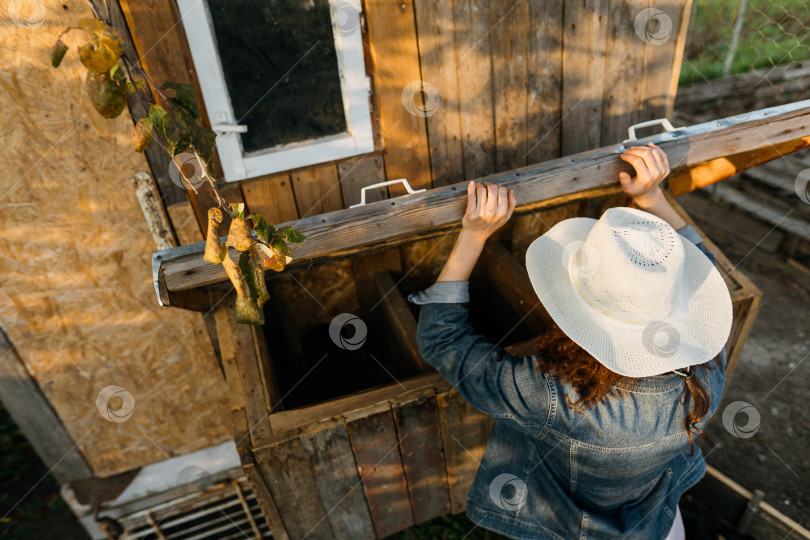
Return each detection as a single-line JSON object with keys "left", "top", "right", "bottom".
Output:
{"left": 525, "top": 206, "right": 733, "bottom": 377}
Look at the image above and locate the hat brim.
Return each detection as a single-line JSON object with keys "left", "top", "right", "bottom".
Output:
{"left": 525, "top": 216, "right": 733, "bottom": 377}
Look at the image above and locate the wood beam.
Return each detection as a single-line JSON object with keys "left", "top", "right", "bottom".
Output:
{"left": 153, "top": 101, "right": 810, "bottom": 301}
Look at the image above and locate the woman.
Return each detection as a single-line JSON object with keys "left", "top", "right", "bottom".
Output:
{"left": 408, "top": 142, "right": 733, "bottom": 540}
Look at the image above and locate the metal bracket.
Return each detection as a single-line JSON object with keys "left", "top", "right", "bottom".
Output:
{"left": 350, "top": 178, "right": 426, "bottom": 208}
{"left": 624, "top": 118, "right": 676, "bottom": 143}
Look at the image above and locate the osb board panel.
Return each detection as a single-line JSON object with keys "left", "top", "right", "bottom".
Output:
{"left": 0, "top": 1, "right": 230, "bottom": 477}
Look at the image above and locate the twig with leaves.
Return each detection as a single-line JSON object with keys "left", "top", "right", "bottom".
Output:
{"left": 49, "top": 16, "right": 305, "bottom": 325}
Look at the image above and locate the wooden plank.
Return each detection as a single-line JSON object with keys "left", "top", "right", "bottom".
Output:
{"left": 154, "top": 102, "right": 810, "bottom": 294}
{"left": 490, "top": 0, "right": 530, "bottom": 172}
{"left": 600, "top": 0, "right": 648, "bottom": 146}
{"left": 561, "top": 0, "right": 609, "bottom": 155}
{"left": 241, "top": 173, "right": 300, "bottom": 224}
{"left": 479, "top": 240, "right": 551, "bottom": 335}
{"left": 413, "top": 0, "right": 464, "bottom": 187}
{"left": 437, "top": 389, "right": 492, "bottom": 514}
{"left": 212, "top": 299, "right": 250, "bottom": 448}
{"left": 292, "top": 163, "right": 344, "bottom": 218}
{"left": 166, "top": 201, "right": 203, "bottom": 245}
{"left": 118, "top": 0, "right": 220, "bottom": 231}
{"left": 299, "top": 423, "right": 376, "bottom": 540}
{"left": 242, "top": 460, "right": 291, "bottom": 540}
{"left": 352, "top": 248, "right": 402, "bottom": 311}
{"left": 255, "top": 439, "right": 334, "bottom": 540}
{"left": 346, "top": 408, "right": 414, "bottom": 537}
{"left": 365, "top": 0, "right": 433, "bottom": 193}
{"left": 0, "top": 326, "right": 93, "bottom": 484}
{"left": 87, "top": 0, "right": 183, "bottom": 207}
{"left": 265, "top": 372, "right": 448, "bottom": 439}
{"left": 511, "top": 200, "right": 588, "bottom": 268}
{"left": 373, "top": 271, "right": 430, "bottom": 374}
{"left": 338, "top": 154, "right": 387, "bottom": 208}
{"left": 454, "top": 0, "right": 495, "bottom": 179}
{"left": 392, "top": 393, "right": 450, "bottom": 524}
{"left": 213, "top": 295, "right": 272, "bottom": 446}
{"left": 668, "top": 135, "right": 810, "bottom": 196}
{"left": 644, "top": 0, "right": 690, "bottom": 120}
{"left": 526, "top": 0, "right": 564, "bottom": 164}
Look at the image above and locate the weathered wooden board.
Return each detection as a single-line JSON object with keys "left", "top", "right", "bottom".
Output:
{"left": 155, "top": 102, "right": 810, "bottom": 297}
{"left": 561, "top": 0, "right": 609, "bottom": 155}
{"left": 255, "top": 438, "right": 334, "bottom": 539}
{"left": 292, "top": 164, "right": 344, "bottom": 218}
{"left": 338, "top": 154, "right": 388, "bottom": 208}
{"left": 242, "top": 459, "right": 291, "bottom": 540}
{"left": 241, "top": 173, "right": 300, "bottom": 224}
{"left": 454, "top": 0, "right": 496, "bottom": 179}
{"left": 299, "top": 422, "right": 376, "bottom": 540}
{"left": 413, "top": 0, "right": 464, "bottom": 187}
{"left": 166, "top": 201, "right": 203, "bottom": 245}
{"left": 437, "top": 389, "right": 493, "bottom": 514}
{"left": 374, "top": 271, "right": 430, "bottom": 375}
{"left": 490, "top": 0, "right": 530, "bottom": 172}
{"left": 600, "top": 0, "right": 648, "bottom": 146}
{"left": 393, "top": 393, "right": 450, "bottom": 524}
{"left": 365, "top": 0, "right": 432, "bottom": 194}
{"left": 346, "top": 408, "right": 414, "bottom": 537}
{"left": 644, "top": 0, "right": 691, "bottom": 120}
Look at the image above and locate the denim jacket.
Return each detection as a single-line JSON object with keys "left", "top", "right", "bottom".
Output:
{"left": 408, "top": 224, "right": 727, "bottom": 540}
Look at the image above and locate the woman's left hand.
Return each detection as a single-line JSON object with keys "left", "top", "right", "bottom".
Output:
{"left": 462, "top": 181, "right": 517, "bottom": 242}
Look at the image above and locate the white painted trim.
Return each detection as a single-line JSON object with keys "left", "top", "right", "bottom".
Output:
{"left": 178, "top": 0, "right": 374, "bottom": 182}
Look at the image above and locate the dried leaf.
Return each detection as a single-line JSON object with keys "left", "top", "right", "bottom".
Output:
{"left": 241, "top": 248, "right": 270, "bottom": 309}
{"left": 256, "top": 243, "right": 287, "bottom": 272}
{"left": 227, "top": 217, "right": 252, "bottom": 252}
{"left": 222, "top": 253, "right": 264, "bottom": 325}
{"left": 50, "top": 40, "right": 68, "bottom": 68}
{"left": 132, "top": 117, "right": 153, "bottom": 152}
{"left": 230, "top": 202, "right": 246, "bottom": 219}
{"left": 204, "top": 207, "right": 227, "bottom": 263}
{"left": 85, "top": 69, "right": 127, "bottom": 119}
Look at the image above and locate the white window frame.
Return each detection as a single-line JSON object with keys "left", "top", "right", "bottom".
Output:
{"left": 178, "top": 0, "right": 374, "bottom": 182}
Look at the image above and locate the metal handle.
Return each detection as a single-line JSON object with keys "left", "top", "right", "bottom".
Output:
{"left": 624, "top": 118, "right": 675, "bottom": 142}
{"left": 350, "top": 178, "right": 426, "bottom": 208}
{"left": 211, "top": 124, "right": 248, "bottom": 134}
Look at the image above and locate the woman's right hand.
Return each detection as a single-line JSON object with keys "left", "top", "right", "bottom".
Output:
{"left": 618, "top": 142, "right": 670, "bottom": 207}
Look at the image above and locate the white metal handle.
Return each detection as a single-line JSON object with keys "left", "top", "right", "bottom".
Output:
{"left": 625, "top": 118, "right": 675, "bottom": 142}
{"left": 211, "top": 124, "right": 248, "bottom": 134}
{"left": 350, "top": 178, "right": 426, "bottom": 208}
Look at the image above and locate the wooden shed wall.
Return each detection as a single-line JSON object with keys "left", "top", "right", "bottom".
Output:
{"left": 120, "top": 0, "right": 692, "bottom": 243}
{"left": 0, "top": 0, "right": 232, "bottom": 478}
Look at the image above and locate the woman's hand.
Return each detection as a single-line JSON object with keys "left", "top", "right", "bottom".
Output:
{"left": 618, "top": 142, "right": 670, "bottom": 208}
{"left": 461, "top": 181, "right": 517, "bottom": 242}
{"left": 436, "top": 181, "right": 516, "bottom": 282}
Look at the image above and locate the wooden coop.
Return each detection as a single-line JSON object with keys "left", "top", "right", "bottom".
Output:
{"left": 5, "top": 0, "right": 810, "bottom": 539}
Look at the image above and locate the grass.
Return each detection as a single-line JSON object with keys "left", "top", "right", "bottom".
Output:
{"left": 679, "top": 0, "right": 810, "bottom": 85}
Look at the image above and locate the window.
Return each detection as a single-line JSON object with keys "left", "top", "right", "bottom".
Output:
{"left": 178, "top": 0, "right": 374, "bottom": 181}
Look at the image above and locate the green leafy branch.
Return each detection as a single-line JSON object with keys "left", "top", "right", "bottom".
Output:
{"left": 49, "top": 13, "right": 305, "bottom": 325}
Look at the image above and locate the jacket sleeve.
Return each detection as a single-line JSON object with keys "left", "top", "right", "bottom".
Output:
{"left": 409, "top": 282, "right": 552, "bottom": 434}
{"left": 676, "top": 224, "right": 716, "bottom": 266}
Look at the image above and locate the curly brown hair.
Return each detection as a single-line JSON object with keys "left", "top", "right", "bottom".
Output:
{"left": 534, "top": 323, "right": 720, "bottom": 455}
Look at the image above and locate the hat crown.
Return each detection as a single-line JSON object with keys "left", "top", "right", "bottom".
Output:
{"left": 569, "top": 207, "right": 685, "bottom": 324}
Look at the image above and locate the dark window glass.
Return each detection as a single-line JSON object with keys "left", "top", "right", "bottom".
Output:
{"left": 206, "top": 0, "right": 347, "bottom": 153}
